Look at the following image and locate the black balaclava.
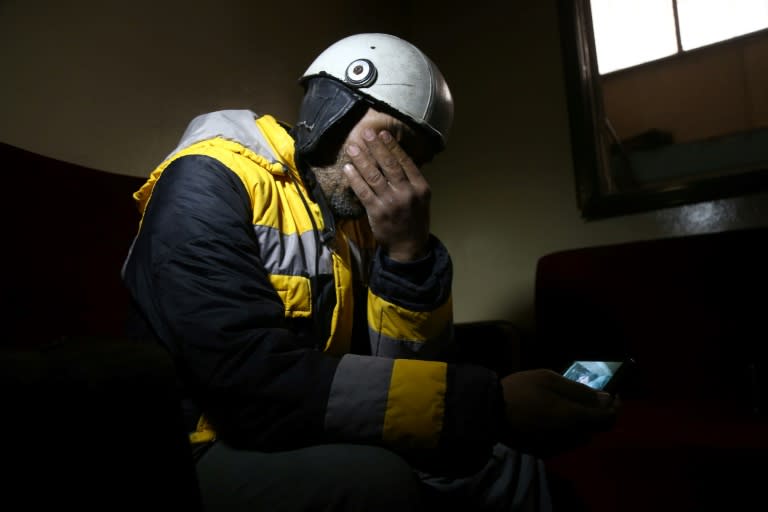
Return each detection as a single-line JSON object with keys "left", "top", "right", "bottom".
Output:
{"left": 290, "top": 76, "right": 370, "bottom": 168}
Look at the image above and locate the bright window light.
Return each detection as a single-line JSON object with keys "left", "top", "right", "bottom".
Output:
{"left": 677, "top": 0, "right": 768, "bottom": 50}
{"left": 590, "top": 0, "right": 678, "bottom": 74}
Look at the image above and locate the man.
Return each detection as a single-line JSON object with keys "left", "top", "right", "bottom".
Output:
{"left": 122, "top": 33, "right": 617, "bottom": 511}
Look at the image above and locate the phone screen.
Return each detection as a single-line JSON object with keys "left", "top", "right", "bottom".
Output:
{"left": 563, "top": 360, "right": 623, "bottom": 391}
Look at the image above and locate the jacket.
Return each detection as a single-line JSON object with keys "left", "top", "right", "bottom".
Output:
{"left": 121, "top": 110, "right": 504, "bottom": 464}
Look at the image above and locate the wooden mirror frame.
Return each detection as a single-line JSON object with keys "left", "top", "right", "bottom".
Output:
{"left": 556, "top": 0, "right": 768, "bottom": 220}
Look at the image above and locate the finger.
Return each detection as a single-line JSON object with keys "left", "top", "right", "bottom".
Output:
{"left": 545, "top": 371, "right": 607, "bottom": 406}
{"left": 363, "top": 128, "right": 426, "bottom": 188}
{"left": 376, "top": 130, "right": 428, "bottom": 189}
{"left": 362, "top": 129, "right": 409, "bottom": 186}
{"left": 345, "top": 142, "right": 389, "bottom": 195}
{"left": 342, "top": 161, "right": 380, "bottom": 209}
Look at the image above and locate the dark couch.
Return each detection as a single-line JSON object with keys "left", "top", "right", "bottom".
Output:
{"left": 533, "top": 228, "right": 768, "bottom": 511}
{"left": 2, "top": 142, "right": 201, "bottom": 509}
{"left": 2, "top": 142, "right": 144, "bottom": 348}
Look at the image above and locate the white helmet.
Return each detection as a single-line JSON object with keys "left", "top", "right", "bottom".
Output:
{"left": 300, "top": 33, "right": 454, "bottom": 150}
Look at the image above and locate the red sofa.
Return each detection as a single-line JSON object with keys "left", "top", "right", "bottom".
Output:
{"left": 534, "top": 228, "right": 768, "bottom": 511}
{"left": 2, "top": 142, "right": 145, "bottom": 348}
{"left": 2, "top": 142, "right": 202, "bottom": 509}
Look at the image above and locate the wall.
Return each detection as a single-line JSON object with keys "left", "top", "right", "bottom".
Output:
{"left": 2, "top": 0, "right": 767, "bottom": 330}
{"left": 0, "top": 0, "right": 408, "bottom": 174}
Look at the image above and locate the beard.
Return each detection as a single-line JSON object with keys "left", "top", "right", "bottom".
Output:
{"left": 310, "top": 155, "right": 366, "bottom": 220}
{"left": 327, "top": 186, "right": 365, "bottom": 219}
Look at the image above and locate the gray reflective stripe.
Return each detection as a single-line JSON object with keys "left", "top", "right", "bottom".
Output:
{"left": 254, "top": 225, "right": 333, "bottom": 277}
{"left": 165, "top": 109, "right": 279, "bottom": 163}
{"left": 347, "top": 238, "right": 373, "bottom": 285}
{"left": 325, "top": 354, "right": 393, "bottom": 441}
{"left": 368, "top": 325, "right": 454, "bottom": 359}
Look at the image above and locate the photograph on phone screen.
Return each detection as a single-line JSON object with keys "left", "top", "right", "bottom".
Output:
{"left": 563, "top": 361, "right": 622, "bottom": 390}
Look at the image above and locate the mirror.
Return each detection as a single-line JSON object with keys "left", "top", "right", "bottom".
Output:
{"left": 557, "top": 0, "right": 768, "bottom": 220}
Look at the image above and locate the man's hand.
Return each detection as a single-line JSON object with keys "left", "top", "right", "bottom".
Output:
{"left": 343, "top": 128, "right": 430, "bottom": 262}
{"left": 500, "top": 369, "right": 619, "bottom": 457}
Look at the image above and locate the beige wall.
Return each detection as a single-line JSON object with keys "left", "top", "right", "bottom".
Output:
{"left": 2, "top": 0, "right": 767, "bottom": 329}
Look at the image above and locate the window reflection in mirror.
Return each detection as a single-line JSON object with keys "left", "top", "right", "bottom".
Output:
{"left": 558, "top": 0, "right": 768, "bottom": 219}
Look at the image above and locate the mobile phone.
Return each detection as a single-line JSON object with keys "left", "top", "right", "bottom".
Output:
{"left": 562, "top": 359, "right": 632, "bottom": 395}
